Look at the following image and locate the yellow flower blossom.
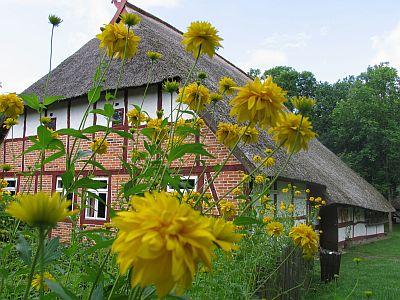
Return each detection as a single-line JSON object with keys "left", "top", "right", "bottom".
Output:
{"left": 90, "top": 137, "right": 109, "bottom": 155}
{"left": 266, "top": 221, "right": 284, "bottom": 237}
{"left": 126, "top": 108, "right": 146, "bottom": 125}
{"left": 263, "top": 216, "right": 272, "bottom": 224}
{"left": 146, "top": 51, "right": 162, "bottom": 62}
{"left": 40, "top": 116, "right": 52, "bottom": 124}
{"left": 230, "top": 77, "right": 286, "bottom": 128}
{"left": 111, "top": 191, "right": 239, "bottom": 297}
{"left": 264, "top": 148, "right": 273, "bottom": 154}
{"left": 0, "top": 93, "right": 24, "bottom": 119}
{"left": 282, "top": 188, "right": 288, "bottom": 193}
{"left": 6, "top": 192, "right": 72, "bottom": 227}
{"left": 241, "top": 126, "right": 259, "bottom": 144}
{"left": 255, "top": 175, "right": 266, "bottom": 184}
{"left": 294, "top": 190, "right": 302, "bottom": 197}
{"left": 280, "top": 202, "right": 286, "bottom": 211}
{"left": 31, "top": 272, "right": 55, "bottom": 291}
{"left": 96, "top": 21, "right": 141, "bottom": 59}
{"left": 120, "top": 13, "right": 141, "bottom": 27}
{"left": 178, "top": 82, "right": 210, "bottom": 112}
{"left": 147, "top": 118, "right": 168, "bottom": 142}
{"left": 219, "top": 200, "right": 237, "bottom": 219}
{"left": 209, "top": 218, "right": 242, "bottom": 251}
{"left": 305, "top": 188, "right": 311, "bottom": 194}
{"left": 263, "top": 157, "right": 275, "bottom": 167}
{"left": 3, "top": 118, "right": 18, "bottom": 129}
{"left": 232, "top": 187, "right": 242, "bottom": 196}
{"left": 287, "top": 203, "right": 294, "bottom": 213}
{"left": 218, "top": 77, "right": 237, "bottom": 95}
{"left": 289, "top": 223, "right": 319, "bottom": 259}
{"left": 210, "top": 93, "right": 223, "bottom": 103}
{"left": 269, "top": 113, "right": 316, "bottom": 153}
{"left": 291, "top": 96, "right": 316, "bottom": 115}
{"left": 252, "top": 155, "right": 262, "bottom": 163}
{"left": 216, "top": 122, "right": 240, "bottom": 148}
{"left": 182, "top": 21, "right": 222, "bottom": 58}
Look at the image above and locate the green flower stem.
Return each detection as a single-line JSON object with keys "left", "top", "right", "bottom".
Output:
{"left": 23, "top": 227, "right": 45, "bottom": 300}
{"left": 107, "top": 273, "right": 121, "bottom": 300}
{"left": 39, "top": 226, "right": 45, "bottom": 298}
{"left": 87, "top": 248, "right": 111, "bottom": 300}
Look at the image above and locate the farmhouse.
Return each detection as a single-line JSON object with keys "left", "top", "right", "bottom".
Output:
{"left": 0, "top": 0, "right": 394, "bottom": 250}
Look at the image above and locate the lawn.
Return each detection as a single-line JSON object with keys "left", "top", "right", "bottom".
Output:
{"left": 305, "top": 225, "right": 400, "bottom": 300}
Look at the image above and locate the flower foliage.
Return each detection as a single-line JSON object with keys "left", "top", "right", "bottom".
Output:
{"left": 90, "top": 137, "right": 109, "bottom": 155}
{"left": 178, "top": 82, "right": 210, "bottom": 112}
{"left": 289, "top": 223, "right": 319, "bottom": 259}
{"left": 0, "top": 93, "right": 24, "bottom": 119}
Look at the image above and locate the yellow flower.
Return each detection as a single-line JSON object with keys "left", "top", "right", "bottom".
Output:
{"left": 264, "top": 148, "right": 273, "bottom": 154}
{"left": 287, "top": 203, "right": 294, "bottom": 213}
{"left": 0, "top": 93, "right": 24, "bottom": 119}
{"left": 120, "top": 13, "right": 141, "bottom": 27}
{"left": 96, "top": 21, "right": 141, "bottom": 59}
{"left": 291, "top": 96, "right": 316, "bottom": 115}
{"left": 6, "top": 192, "right": 72, "bottom": 227}
{"left": 289, "top": 223, "right": 319, "bottom": 259}
{"left": 260, "top": 196, "right": 271, "bottom": 204}
{"left": 210, "top": 93, "right": 223, "bottom": 103}
{"left": 182, "top": 21, "right": 223, "bottom": 58}
{"left": 111, "top": 191, "right": 238, "bottom": 297}
{"left": 241, "top": 126, "right": 259, "bottom": 144}
{"left": 219, "top": 200, "right": 237, "bottom": 219}
{"left": 280, "top": 202, "right": 286, "bottom": 211}
{"left": 252, "top": 155, "right": 262, "bottom": 163}
{"left": 230, "top": 77, "right": 287, "bottom": 128}
{"left": 266, "top": 221, "right": 284, "bottom": 237}
{"left": 126, "top": 108, "right": 146, "bottom": 125}
{"left": 232, "top": 187, "right": 242, "bottom": 196}
{"left": 309, "top": 196, "right": 315, "bottom": 202}
{"left": 147, "top": 118, "right": 168, "bottom": 142}
{"left": 31, "top": 272, "right": 55, "bottom": 291}
{"left": 0, "top": 179, "right": 8, "bottom": 188}
{"left": 90, "top": 137, "right": 109, "bottom": 155}
{"left": 178, "top": 82, "right": 210, "bottom": 112}
{"left": 269, "top": 113, "right": 316, "bottom": 153}
{"left": 263, "top": 157, "right": 275, "bottom": 167}
{"left": 317, "top": 216, "right": 321, "bottom": 220}
{"left": 219, "top": 77, "right": 237, "bottom": 95}
{"left": 255, "top": 175, "right": 266, "bottom": 184}
{"left": 282, "top": 188, "right": 288, "bottom": 193}
{"left": 315, "top": 197, "right": 322, "bottom": 203}
{"left": 0, "top": 164, "right": 12, "bottom": 172}
{"left": 209, "top": 218, "right": 242, "bottom": 251}
{"left": 263, "top": 216, "right": 272, "bottom": 224}
{"left": 146, "top": 51, "right": 162, "bottom": 62}
{"left": 3, "top": 118, "right": 18, "bottom": 129}
{"left": 321, "top": 200, "right": 326, "bottom": 205}
{"left": 305, "top": 188, "right": 311, "bottom": 194}
{"left": 216, "top": 122, "right": 240, "bottom": 148}
{"left": 40, "top": 116, "right": 52, "bottom": 124}
{"left": 163, "top": 80, "right": 180, "bottom": 94}
{"left": 294, "top": 190, "right": 302, "bottom": 197}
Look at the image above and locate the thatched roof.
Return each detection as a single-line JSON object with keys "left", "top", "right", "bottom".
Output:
{"left": 23, "top": 2, "right": 394, "bottom": 213}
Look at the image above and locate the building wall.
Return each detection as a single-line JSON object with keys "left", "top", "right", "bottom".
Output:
{"left": 337, "top": 206, "right": 387, "bottom": 247}
{"left": 1, "top": 84, "right": 309, "bottom": 240}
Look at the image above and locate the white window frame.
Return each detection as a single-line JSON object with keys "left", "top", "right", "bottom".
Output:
{"left": 4, "top": 178, "right": 17, "bottom": 195}
{"left": 84, "top": 177, "right": 108, "bottom": 221}
{"left": 55, "top": 177, "right": 74, "bottom": 210}
{"left": 167, "top": 175, "right": 198, "bottom": 193}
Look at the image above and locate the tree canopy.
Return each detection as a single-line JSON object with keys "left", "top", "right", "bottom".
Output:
{"left": 250, "top": 63, "right": 400, "bottom": 201}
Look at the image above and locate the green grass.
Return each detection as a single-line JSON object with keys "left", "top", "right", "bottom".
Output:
{"left": 305, "top": 225, "right": 400, "bottom": 300}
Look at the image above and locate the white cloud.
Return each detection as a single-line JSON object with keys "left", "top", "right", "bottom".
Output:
{"left": 371, "top": 21, "right": 400, "bottom": 67}
{"left": 319, "top": 26, "right": 328, "bottom": 36}
{"left": 134, "top": 0, "right": 182, "bottom": 8}
{"left": 239, "top": 49, "right": 288, "bottom": 72}
{"left": 262, "top": 32, "right": 311, "bottom": 49}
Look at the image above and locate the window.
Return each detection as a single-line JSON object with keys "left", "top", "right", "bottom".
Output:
{"left": 113, "top": 107, "right": 125, "bottom": 127}
{"left": 47, "top": 116, "right": 57, "bottom": 131}
{"left": 85, "top": 178, "right": 108, "bottom": 221}
{"left": 4, "top": 178, "right": 17, "bottom": 195}
{"left": 167, "top": 176, "right": 197, "bottom": 193}
{"left": 55, "top": 177, "right": 74, "bottom": 211}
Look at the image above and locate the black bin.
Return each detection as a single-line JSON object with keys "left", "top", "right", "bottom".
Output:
{"left": 320, "top": 248, "right": 341, "bottom": 282}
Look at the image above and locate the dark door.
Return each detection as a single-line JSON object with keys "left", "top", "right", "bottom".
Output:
{"left": 319, "top": 205, "right": 338, "bottom": 251}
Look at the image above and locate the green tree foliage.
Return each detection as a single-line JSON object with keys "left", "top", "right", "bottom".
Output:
{"left": 250, "top": 63, "right": 400, "bottom": 199}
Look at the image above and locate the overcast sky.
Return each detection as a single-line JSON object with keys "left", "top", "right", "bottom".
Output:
{"left": 1, "top": 0, "right": 400, "bottom": 93}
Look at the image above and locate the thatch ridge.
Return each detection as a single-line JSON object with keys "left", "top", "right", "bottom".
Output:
{"left": 23, "top": 2, "right": 394, "bottom": 212}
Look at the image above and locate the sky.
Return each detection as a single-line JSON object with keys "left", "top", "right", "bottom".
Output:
{"left": 1, "top": 0, "right": 400, "bottom": 93}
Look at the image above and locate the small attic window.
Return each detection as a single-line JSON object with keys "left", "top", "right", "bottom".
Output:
{"left": 113, "top": 108, "right": 125, "bottom": 127}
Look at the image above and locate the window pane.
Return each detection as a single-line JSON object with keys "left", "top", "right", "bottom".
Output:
{"left": 97, "top": 193, "right": 107, "bottom": 219}
{"left": 86, "top": 198, "right": 96, "bottom": 218}
{"left": 179, "top": 178, "right": 195, "bottom": 190}
{"left": 7, "top": 180, "right": 16, "bottom": 188}
{"left": 57, "top": 179, "right": 63, "bottom": 189}
{"left": 113, "top": 108, "right": 125, "bottom": 127}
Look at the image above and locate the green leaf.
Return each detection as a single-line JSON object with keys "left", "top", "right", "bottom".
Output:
{"left": 88, "top": 86, "right": 102, "bottom": 104}
{"left": 15, "top": 234, "right": 31, "bottom": 265}
{"left": 20, "top": 94, "right": 40, "bottom": 111}
{"left": 233, "top": 216, "right": 261, "bottom": 226}
{"left": 168, "top": 143, "right": 213, "bottom": 163}
{"left": 75, "top": 178, "right": 107, "bottom": 190}
{"left": 43, "top": 237, "right": 62, "bottom": 265}
{"left": 43, "top": 95, "right": 63, "bottom": 106}
{"left": 57, "top": 128, "right": 88, "bottom": 140}
{"left": 110, "top": 128, "right": 133, "bottom": 139}
{"left": 175, "top": 125, "right": 199, "bottom": 137}
{"left": 141, "top": 127, "right": 155, "bottom": 140}
{"left": 80, "top": 159, "right": 108, "bottom": 172}
{"left": 90, "top": 281, "right": 104, "bottom": 300}
{"left": 37, "top": 125, "right": 53, "bottom": 148}
{"left": 46, "top": 280, "right": 79, "bottom": 300}
{"left": 124, "top": 183, "right": 148, "bottom": 197}
{"left": 83, "top": 125, "right": 108, "bottom": 134}
{"left": 43, "top": 150, "right": 65, "bottom": 165}
{"left": 86, "top": 239, "right": 114, "bottom": 255}
{"left": 104, "top": 103, "right": 114, "bottom": 118}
